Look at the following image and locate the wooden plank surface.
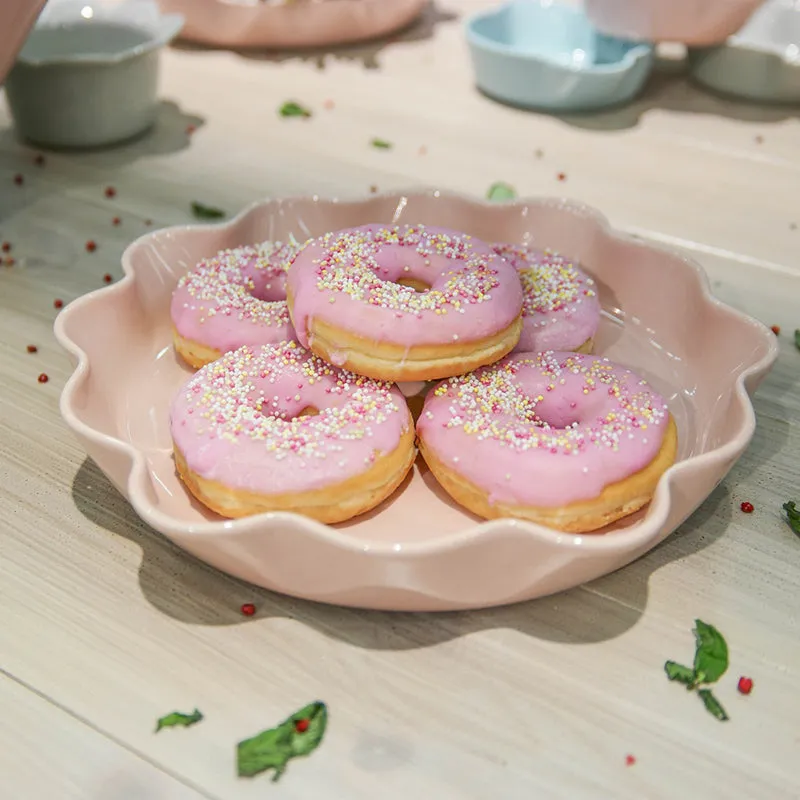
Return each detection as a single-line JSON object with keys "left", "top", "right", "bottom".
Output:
{"left": 1, "top": 1, "right": 799, "bottom": 797}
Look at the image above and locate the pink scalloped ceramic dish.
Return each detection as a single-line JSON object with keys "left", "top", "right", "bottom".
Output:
{"left": 55, "top": 191, "right": 777, "bottom": 611}
{"left": 155, "top": 0, "right": 427, "bottom": 49}
{"left": 584, "top": 0, "right": 764, "bottom": 45}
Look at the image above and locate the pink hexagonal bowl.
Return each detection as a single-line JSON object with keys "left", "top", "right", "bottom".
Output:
{"left": 155, "top": 0, "right": 427, "bottom": 49}
{"left": 55, "top": 191, "right": 777, "bottom": 611}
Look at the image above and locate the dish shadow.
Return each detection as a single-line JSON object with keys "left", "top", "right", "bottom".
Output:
{"left": 0, "top": 100, "right": 204, "bottom": 221}
{"left": 171, "top": 2, "right": 457, "bottom": 70}
{"left": 71, "top": 445, "right": 732, "bottom": 650}
{"left": 554, "top": 55, "right": 800, "bottom": 132}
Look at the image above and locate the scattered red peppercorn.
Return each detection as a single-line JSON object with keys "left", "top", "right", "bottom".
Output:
{"left": 85, "top": 240, "right": 97, "bottom": 253}
{"left": 4, "top": 257, "right": 15, "bottom": 267}
{"left": 103, "top": 273, "right": 113, "bottom": 283}
{"left": 26, "top": 345, "right": 38, "bottom": 353}
{"left": 53, "top": 298, "right": 63, "bottom": 309}
{"left": 186, "top": 124, "right": 196, "bottom": 135}
{"left": 294, "top": 718, "right": 310, "bottom": 733}
{"left": 37, "top": 373, "right": 49, "bottom": 383}
{"left": 104, "top": 186, "right": 117, "bottom": 199}
{"left": 737, "top": 676, "right": 753, "bottom": 695}
{"left": 34, "top": 154, "right": 45, "bottom": 166}
{"left": 2, "top": 241, "right": 11, "bottom": 252}
{"left": 625, "top": 755, "right": 636, "bottom": 767}
{"left": 740, "top": 501, "right": 754, "bottom": 514}
{"left": 240, "top": 603, "right": 256, "bottom": 616}
{"left": 112, "top": 216, "right": 121, "bottom": 226}
{"left": 557, "top": 172, "right": 567, "bottom": 181}
{"left": 13, "top": 174, "right": 23, "bottom": 186}
{"left": 771, "top": 325, "right": 781, "bottom": 335}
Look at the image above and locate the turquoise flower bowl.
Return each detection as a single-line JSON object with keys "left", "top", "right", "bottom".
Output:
{"left": 466, "top": 0, "right": 655, "bottom": 112}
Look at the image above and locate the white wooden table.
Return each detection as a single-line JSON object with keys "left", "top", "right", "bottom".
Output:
{"left": 1, "top": 2, "right": 799, "bottom": 797}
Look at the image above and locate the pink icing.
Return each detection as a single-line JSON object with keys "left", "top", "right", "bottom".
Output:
{"left": 417, "top": 351, "right": 670, "bottom": 508}
{"left": 492, "top": 243, "right": 601, "bottom": 353}
{"left": 286, "top": 224, "right": 523, "bottom": 349}
{"left": 170, "top": 341, "right": 410, "bottom": 495}
{"left": 170, "top": 241, "right": 303, "bottom": 355}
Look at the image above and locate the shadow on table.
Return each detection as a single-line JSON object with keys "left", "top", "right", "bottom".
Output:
{"left": 171, "top": 2, "right": 457, "bottom": 71}
{"left": 0, "top": 100, "right": 204, "bottom": 180}
{"left": 552, "top": 56, "right": 800, "bottom": 132}
{"left": 72, "top": 449, "right": 732, "bottom": 651}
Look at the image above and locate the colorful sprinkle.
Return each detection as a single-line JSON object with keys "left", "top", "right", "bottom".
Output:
{"left": 430, "top": 352, "right": 667, "bottom": 455}
{"left": 177, "top": 241, "right": 303, "bottom": 329}
{"left": 178, "top": 342, "right": 401, "bottom": 459}
{"left": 492, "top": 244, "right": 596, "bottom": 323}
{"left": 309, "top": 225, "right": 503, "bottom": 316}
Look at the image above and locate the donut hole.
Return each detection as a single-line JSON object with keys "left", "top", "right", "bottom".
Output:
{"left": 395, "top": 277, "right": 431, "bottom": 293}
{"left": 256, "top": 403, "right": 320, "bottom": 421}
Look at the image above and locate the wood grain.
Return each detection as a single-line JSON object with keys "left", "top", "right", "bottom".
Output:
{"left": 1, "top": 1, "right": 799, "bottom": 796}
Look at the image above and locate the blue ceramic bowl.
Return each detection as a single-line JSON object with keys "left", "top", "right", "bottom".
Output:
{"left": 466, "top": 0, "right": 655, "bottom": 112}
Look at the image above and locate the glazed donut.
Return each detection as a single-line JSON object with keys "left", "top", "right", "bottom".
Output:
{"left": 286, "top": 224, "right": 524, "bottom": 382}
{"left": 171, "top": 240, "right": 303, "bottom": 369}
{"left": 492, "top": 243, "right": 600, "bottom": 354}
{"left": 417, "top": 351, "right": 677, "bottom": 533}
{"left": 170, "top": 341, "right": 415, "bottom": 523}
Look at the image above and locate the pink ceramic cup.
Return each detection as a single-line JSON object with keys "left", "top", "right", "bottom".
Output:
{"left": 584, "top": 0, "right": 765, "bottom": 45}
{"left": 0, "top": 0, "right": 47, "bottom": 85}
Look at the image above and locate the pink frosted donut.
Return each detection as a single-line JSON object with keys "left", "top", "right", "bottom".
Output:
{"left": 171, "top": 240, "right": 303, "bottom": 369}
{"left": 286, "top": 224, "right": 524, "bottom": 382}
{"left": 417, "top": 351, "right": 677, "bottom": 533}
{"left": 492, "top": 243, "right": 601, "bottom": 354}
{"left": 170, "top": 340, "right": 415, "bottom": 523}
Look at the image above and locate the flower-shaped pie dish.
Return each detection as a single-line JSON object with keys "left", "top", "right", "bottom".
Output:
{"left": 155, "top": 0, "right": 428, "bottom": 49}
{"left": 55, "top": 191, "right": 778, "bottom": 612}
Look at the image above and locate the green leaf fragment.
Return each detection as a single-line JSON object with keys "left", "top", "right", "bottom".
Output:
{"left": 698, "top": 689, "right": 729, "bottom": 722}
{"left": 692, "top": 619, "right": 729, "bottom": 686}
{"left": 370, "top": 138, "right": 392, "bottom": 149}
{"left": 486, "top": 182, "right": 516, "bottom": 202}
{"left": 237, "top": 701, "right": 327, "bottom": 782}
{"left": 783, "top": 501, "right": 800, "bottom": 536}
{"left": 794, "top": 329, "right": 800, "bottom": 351}
{"left": 279, "top": 101, "right": 312, "bottom": 118}
{"left": 155, "top": 708, "right": 203, "bottom": 732}
{"left": 664, "top": 660, "right": 694, "bottom": 686}
{"left": 191, "top": 202, "right": 226, "bottom": 220}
